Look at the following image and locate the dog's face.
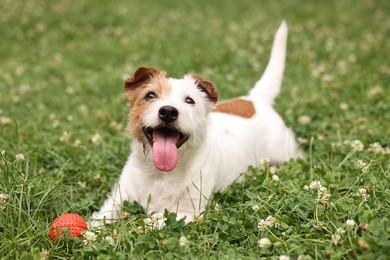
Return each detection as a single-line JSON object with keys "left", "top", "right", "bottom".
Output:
{"left": 124, "top": 67, "right": 218, "bottom": 172}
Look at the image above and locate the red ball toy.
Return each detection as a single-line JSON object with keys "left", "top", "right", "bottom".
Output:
{"left": 49, "top": 213, "right": 88, "bottom": 241}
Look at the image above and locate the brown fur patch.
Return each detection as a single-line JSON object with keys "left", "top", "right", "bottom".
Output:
{"left": 191, "top": 74, "right": 219, "bottom": 103}
{"left": 124, "top": 69, "right": 171, "bottom": 146}
{"left": 212, "top": 99, "right": 256, "bottom": 118}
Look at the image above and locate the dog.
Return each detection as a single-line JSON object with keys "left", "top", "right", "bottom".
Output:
{"left": 91, "top": 21, "right": 302, "bottom": 227}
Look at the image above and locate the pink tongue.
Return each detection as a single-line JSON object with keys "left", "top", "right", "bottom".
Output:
{"left": 152, "top": 132, "right": 179, "bottom": 172}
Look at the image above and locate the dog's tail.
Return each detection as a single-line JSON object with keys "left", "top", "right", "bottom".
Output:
{"left": 249, "top": 21, "right": 288, "bottom": 104}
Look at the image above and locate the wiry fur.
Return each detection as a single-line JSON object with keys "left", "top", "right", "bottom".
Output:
{"left": 91, "top": 21, "right": 302, "bottom": 227}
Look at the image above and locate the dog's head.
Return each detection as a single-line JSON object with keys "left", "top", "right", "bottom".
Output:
{"left": 124, "top": 67, "right": 219, "bottom": 172}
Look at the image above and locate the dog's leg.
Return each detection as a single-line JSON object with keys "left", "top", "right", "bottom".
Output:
{"left": 90, "top": 182, "right": 130, "bottom": 228}
{"left": 174, "top": 175, "right": 212, "bottom": 224}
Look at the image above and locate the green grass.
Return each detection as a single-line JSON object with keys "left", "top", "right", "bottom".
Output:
{"left": 1, "top": 0, "right": 389, "bottom": 258}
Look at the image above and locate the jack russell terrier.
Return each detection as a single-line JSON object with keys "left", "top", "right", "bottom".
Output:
{"left": 91, "top": 21, "right": 302, "bottom": 227}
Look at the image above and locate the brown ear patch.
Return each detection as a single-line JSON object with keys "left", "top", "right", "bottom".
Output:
{"left": 192, "top": 75, "right": 219, "bottom": 103}
{"left": 212, "top": 99, "right": 256, "bottom": 118}
{"left": 125, "top": 67, "right": 161, "bottom": 91}
{"left": 124, "top": 67, "right": 168, "bottom": 106}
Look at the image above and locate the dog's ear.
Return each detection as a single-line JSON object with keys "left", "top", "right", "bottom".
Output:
{"left": 124, "top": 67, "right": 160, "bottom": 92}
{"left": 192, "top": 75, "right": 219, "bottom": 103}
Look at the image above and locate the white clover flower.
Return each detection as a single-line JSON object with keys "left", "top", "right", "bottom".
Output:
{"left": 0, "top": 193, "right": 8, "bottom": 202}
{"left": 49, "top": 113, "right": 56, "bottom": 120}
{"left": 144, "top": 217, "right": 152, "bottom": 226}
{"left": 303, "top": 185, "right": 309, "bottom": 191}
{"left": 252, "top": 205, "right": 260, "bottom": 211}
{"left": 298, "top": 115, "right": 311, "bottom": 125}
{"left": 13, "top": 96, "right": 21, "bottom": 103}
{"left": 348, "top": 54, "right": 357, "bottom": 63}
{"left": 78, "top": 104, "right": 89, "bottom": 115}
{"left": 367, "top": 142, "right": 389, "bottom": 155}
{"left": 73, "top": 139, "right": 82, "bottom": 148}
{"left": 214, "top": 203, "right": 222, "bottom": 212}
{"left": 260, "top": 157, "right": 270, "bottom": 166}
{"left": 383, "top": 147, "right": 390, "bottom": 155}
{"left": 309, "top": 181, "right": 331, "bottom": 205}
{"left": 350, "top": 139, "right": 364, "bottom": 152}
{"left": 83, "top": 231, "right": 97, "bottom": 245}
{"left": 38, "top": 103, "right": 45, "bottom": 110}
{"left": 15, "top": 153, "right": 25, "bottom": 161}
{"left": 317, "top": 193, "right": 331, "bottom": 205}
{"left": 346, "top": 219, "right": 356, "bottom": 228}
{"left": 59, "top": 131, "right": 72, "bottom": 143}
{"left": 91, "top": 133, "right": 102, "bottom": 144}
{"left": 194, "top": 214, "right": 204, "bottom": 222}
{"left": 309, "top": 180, "right": 322, "bottom": 190}
{"left": 311, "top": 64, "right": 325, "bottom": 79}
{"left": 109, "top": 121, "right": 122, "bottom": 131}
{"left": 266, "top": 215, "right": 278, "bottom": 227}
{"left": 258, "top": 219, "right": 268, "bottom": 231}
{"left": 356, "top": 160, "right": 368, "bottom": 172}
{"left": 145, "top": 213, "right": 166, "bottom": 230}
{"left": 260, "top": 157, "right": 270, "bottom": 171}
{"left": 358, "top": 188, "right": 368, "bottom": 194}
{"left": 269, "top": 165, "right": 277, "bottom": 175}
{"left": 321, "top": 74, "right": 334, "bottom": 82}
{"left": 52, "top": 119, "right": 60, "bottom": 128}
{"left": 332, "top": 233, "right": 342, "bottom": 245}
{"left": 316, "top": 187, "right": 331, "bottom": 205}
{"left": 258, "top": 215, "right": 278, "bottom": 231}
{"left": 339, "top": 103, "right": 349, "bottom": 110}
{"left": 357, "top": 188, "right": 369, "bottom": 202}
{"left": 318, "top": 186, "right": 327, "bottom": 193}
{"left": 104, "top": 235, "right": 115, "bottom": 246}
{"left": 121, "top": 212, "right": 130, "bottom": 220}
{"left": 367, "top": 86, "right": 383, "bottom": 97}
{"left": 179, "top": 236, "right": 188, "bottom": 246}
{"left": 0, "top": 116, "right": 11, "bottom": 125}
{"left": 280, "top": 255, "right": 290, "bottom": 260}
{"left": 367, "top": 142, "right": 382, "bottom": 154}
{"left": 272, "top": 175, "right": 280, "bottom": 182}
{"left": 258, "top": 237, "right": 272, "bottom": 248}
{"left": 336, "top": 227, "right": 346, "bottom": 235}
{"left": 297, "top": 137, "right": 309, "bottom": 145}
{"left": 332, "top": 142, "right": 342, "bottom": 149}
{"left": 65, "top": 87, "right": 75, "bottom": 94}
{"left": 331, "top": 227, "right": 346, "bottom": 245}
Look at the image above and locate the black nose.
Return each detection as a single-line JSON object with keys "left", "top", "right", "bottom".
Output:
{"left": 158, "top": 106, "right": 179, "bottom": 123}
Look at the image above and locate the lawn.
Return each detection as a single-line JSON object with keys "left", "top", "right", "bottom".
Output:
{"left": 0, "top": 0, "right": 389, "bottom": 258}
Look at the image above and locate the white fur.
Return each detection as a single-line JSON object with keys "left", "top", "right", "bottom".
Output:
{"left": 91, "top": 21, "right": 302, "bottom": 227}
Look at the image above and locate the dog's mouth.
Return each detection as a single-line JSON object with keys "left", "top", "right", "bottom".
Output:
{"left": 143, "top": 126, "right": 190, "bottom": 172}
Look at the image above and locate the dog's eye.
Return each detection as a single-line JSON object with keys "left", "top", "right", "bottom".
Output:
{"left": 185, "top": 96, "right": 195, "bottom": 105}
{"left": 145, "top": 91, "right": 157, "bottom": 101}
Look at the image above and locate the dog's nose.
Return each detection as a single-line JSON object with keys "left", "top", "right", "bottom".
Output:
{"left": 159, "top": 106, "right": 179, "bottom": 123}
